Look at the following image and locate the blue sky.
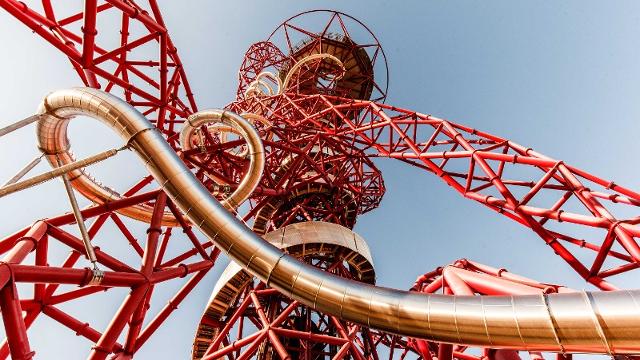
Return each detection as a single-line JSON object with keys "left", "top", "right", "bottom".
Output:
{"left": 1, "top": 1, "right": 640, "bottom": 358}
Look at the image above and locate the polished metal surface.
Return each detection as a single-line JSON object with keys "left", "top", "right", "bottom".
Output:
{"left": 37, "top": 88, "right": 640, "bottom": 354}
{"left": 211, "top": 220, "right": 375, "bottom": 316}
{"left": 245, "top": 71, "right": 280, "bottom": 97}
{"left": 37, "top": 96, "right": 264, "bottom": 224}
{"left": 256, "top": 71, "right": 282, "bottom": 94}
{"left": 180, "top": 109, "right": 265, "bottom": 210}
{"left": 36, "top": 93, "right": 177, "bottom": 225}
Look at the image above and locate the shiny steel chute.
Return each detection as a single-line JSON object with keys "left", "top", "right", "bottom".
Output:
{"left": 37, "top": 87, "right": 640, "bottom": 355}
{"left": 37, "top": 99, "right": 265, "bottom": 224}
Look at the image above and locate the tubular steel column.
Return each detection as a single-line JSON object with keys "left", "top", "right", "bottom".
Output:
{"left": 192, "top": 222, "right": 377, "bottom": 360}
{"left": 0, "top": 186, "right": 217, "bottom": 359}
{"left": 0, "top": 281, "right": 32, "bottom": 360}
{"left": 2, "top": 4, "right": 640, "bottom": 359}
{"left": 0, "top": 221, "right": 47, "bottom": 359}
{"left": 377, "top": 259, "right": 573, "bottom": 360}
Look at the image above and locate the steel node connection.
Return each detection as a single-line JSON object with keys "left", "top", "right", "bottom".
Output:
{"left": 0, "top": 3, "right": 639, "bottom": 360}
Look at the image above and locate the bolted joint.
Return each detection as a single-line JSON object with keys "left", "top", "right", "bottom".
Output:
{"left": 178, "top": 263, "right": 189, "bottom": 278}
{"left": 88, "top": 267, "right": 104, "bottom": 286}
{"left": 146, "top": 226, "right": 162, "bottom": 235}
{"left": 75, "top": 322, "right": 91, "bottom": 337}
{"left": 90, "top": 344, "right": 112, "bottom": 355}
{"left": 80, "top": 26, "right": 98, "bottom": 36}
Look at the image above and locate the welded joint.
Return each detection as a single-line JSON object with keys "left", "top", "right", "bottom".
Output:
{"left": 78, "top": 267, "right": 103, "bottom": 287}
{"left": 178, "top": 263, "right": 189, "bottom": 278}
{"left": 265, "top": 252, "right": 286, "bottom": 289}
{"left": 0, "top": 262, "right": 15, "bottom": 290}
{"left": 90, "top": 344, "right": 112, "bottom": 355}
{"left": 583, "top": 291, "right": 613, "bottom": 356}
{"left": 162, "top": 297, "right": 180, "bottom": 311}
{"left": 40, "top": 98, "right": 70, "bottom": 121}
{"left": 453, "top": 132, "right": 466, "bottom": 143}
{"left": 80, "top": 26, "right": 98, "bottom": 36}
{"left": 128, "top": 314, "right": 145, "bottom": 328}
{"left": 128, "top": 7, "right": 141, "bottom": 19}
{"left": 540, "top": 293, "right": 566, "bottom": 354}
{"left": 145, "top": 226, "right": 162, "bottom": 235}
{"left": 125, "top": 127, "right": 157, "bottom": 148}
{"left": 609, "top": 220, "right": 626, "bottom": 233}
{"left": 13, "top": 236, "right": 39, "bottom": 251}
{"left": 88, "top": 267, "right": 105, "bottom": 286}
{"left": 75, "top": 322, "right": 91, "bottom": 336}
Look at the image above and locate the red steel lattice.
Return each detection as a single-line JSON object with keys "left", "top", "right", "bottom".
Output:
{"left": 0, "top": 3, "right": 639, "bottom": 359}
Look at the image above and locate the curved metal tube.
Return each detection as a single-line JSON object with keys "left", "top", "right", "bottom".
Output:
{"left": 38, "top": 88, "right": 640, "bottom": 355}
{"left": 241, "top": 112, "right": 273, "bottom": 142}
{"left": 36, "top": 90, "right": 180, "bottom": 225}
{"left": 37, "top": 104, "right": 264, "bottom": 225}
{"left": 256, "top": 71, "right": 282, "bottom": 94}
{"left": 179, "top": 109, "right": 265, "bottom": 210}
{"left": 244, "top": 79, "right": 273, "bottom": 98}
{"left": 192, "top": 221, "right": 375, "bottom": 359}
{"left": 282, "top": 53, "right": 346, "bottom": 91}
{"left": 244, "top": 71, "right": 282, "bottom": 98}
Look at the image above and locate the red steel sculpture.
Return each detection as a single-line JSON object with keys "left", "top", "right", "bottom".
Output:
{"left": 0, "top": 2, "right": 639, "bottom": 359}
{"left": 377, "top": 259, "right": 576, "bottom": 360}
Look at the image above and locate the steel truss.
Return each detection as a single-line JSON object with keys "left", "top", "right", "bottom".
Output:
{"left": 230, "top": 93, "right": 640, "bottom": 289}
{"left": 195, "top": 263, "right": 378, "bottom": 360}
{"left": 0, "top": 184, "right": 218, "bottom": 359}
{"left": 0, "top": 2, "right": 639, "bottom": 359}
{"left": 376, "top": 259, "right": 575, "bottom": 360}
{"left": 0, "top": 0, "right": 197, "bottom": 145}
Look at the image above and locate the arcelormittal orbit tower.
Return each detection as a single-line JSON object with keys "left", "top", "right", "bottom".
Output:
{"left": 0, "top": 3, "right": 639, "bottom": 360}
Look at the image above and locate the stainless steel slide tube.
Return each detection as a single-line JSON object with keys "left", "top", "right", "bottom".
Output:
{"left": 37, "top": 96, "right": 264, "bottom": 224}
{"left": 179, "top": 109, "right": 264, "bottom": 210}
{"left": 36, "top": 88, "right": 640, "bottom": 355}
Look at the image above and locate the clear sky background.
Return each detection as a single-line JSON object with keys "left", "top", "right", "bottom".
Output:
{"left": 1, "top": 1, "right": 640, "bottom": 358}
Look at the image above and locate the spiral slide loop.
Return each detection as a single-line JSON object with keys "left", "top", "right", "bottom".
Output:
{"left": 37, "top": 88, "right": 640, "bottom": 355}
{"left": 282, "top": 53, "right": 346, "bottom": 92}
{"left": 37, "top": 92, "right": 265, "bottom": 225}
{"left": 244, "top": 71, "right": 282, "bottom": 98}
{"left": 179, "top": 109, "right": 265, "bottom": 210}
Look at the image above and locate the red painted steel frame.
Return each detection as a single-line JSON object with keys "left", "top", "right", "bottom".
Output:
{"left": 195, "top": 258, "right": 380, "bottom": 360}
{"left": 265, "top": 10, "right": 389, "bottom": 102}
{"left": 0, "top": 3, "right": 207, "bottom": 356}
{"left": 2, "top": 2, "right": 640, "bottom": 359}
{"left": 0, "top": 0, "right": 197, "bottom": 146}
{"left": 0, "top": 184, "right": 219, "bottom": 359}
{"left": 230, "top": 92, "right": 640, "bottom": 290}
{"left": 376, "top": 259, "right": 575, "bottom": 360}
